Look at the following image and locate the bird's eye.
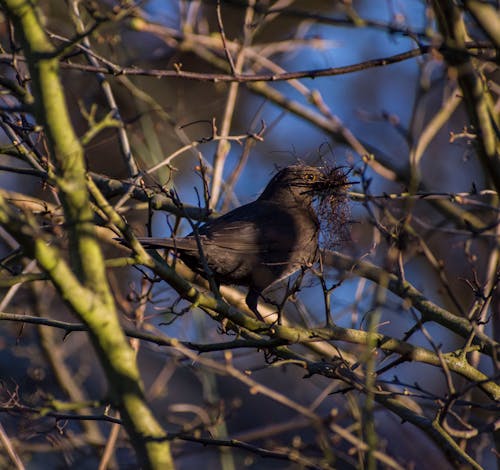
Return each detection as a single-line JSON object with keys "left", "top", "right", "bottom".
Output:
{"left": 305, "top": 173, "right": 316, "bottom": 182}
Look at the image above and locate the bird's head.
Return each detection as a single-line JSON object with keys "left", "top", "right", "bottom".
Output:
{"left": 259, "top": 164, "right": 352, "bottom": 248}
{"left": 259, "top": 164, "right": 350, "bottom": 205}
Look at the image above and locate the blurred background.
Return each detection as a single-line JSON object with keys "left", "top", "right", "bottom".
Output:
{"left": 0, "top": 1, "right": 498, "bottom": 469}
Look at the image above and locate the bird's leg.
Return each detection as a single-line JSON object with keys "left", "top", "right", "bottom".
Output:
{"left": 245, "top": 289, "right": 264, "bottom": 321}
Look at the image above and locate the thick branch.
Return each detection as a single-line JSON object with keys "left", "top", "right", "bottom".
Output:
{"left": 0, "top": 2, "right": 173, "bottom": 468}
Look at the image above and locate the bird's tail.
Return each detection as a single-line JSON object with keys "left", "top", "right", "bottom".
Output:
{"left": 116, "top": 237, "right": 196, "bottom": 251}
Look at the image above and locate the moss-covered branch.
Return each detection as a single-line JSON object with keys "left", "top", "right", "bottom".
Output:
{"left": 323, "top": 251, "right": 498, "bottom": 355}
{"left": 0, "top": 1, "right": 173, "bottom": 467}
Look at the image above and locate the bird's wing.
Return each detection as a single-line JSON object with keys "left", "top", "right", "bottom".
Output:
{"left": 197, "top": 201, "right": 298, "bottom": 255}
{"left": 134, "top": 201, "right": 306, "bottom": 258}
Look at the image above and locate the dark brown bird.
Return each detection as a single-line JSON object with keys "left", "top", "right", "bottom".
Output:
{"left": 132, "top": 165, "right": 348, "bottom": 318}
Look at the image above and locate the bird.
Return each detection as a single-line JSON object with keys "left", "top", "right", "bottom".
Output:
{"left": 128, "top": 165, "right": 349, "bottom": 319}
